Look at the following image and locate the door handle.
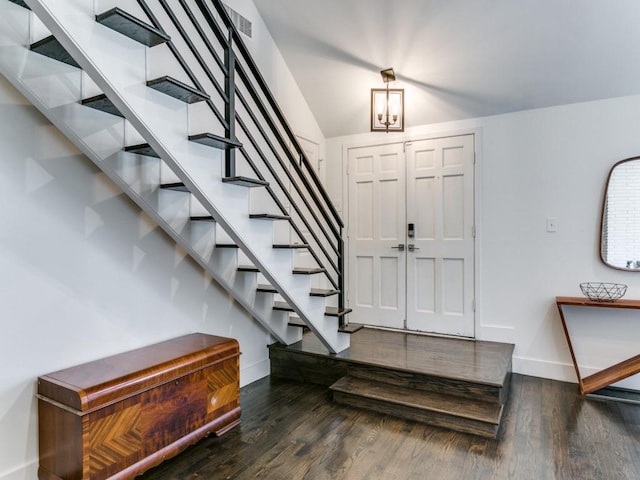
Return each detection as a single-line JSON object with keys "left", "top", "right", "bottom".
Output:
{"left": 408, "top": 244, "right": 420, "bottom": 252}
{"left": 391, "top": 244, "right": 405, "bottom": 251}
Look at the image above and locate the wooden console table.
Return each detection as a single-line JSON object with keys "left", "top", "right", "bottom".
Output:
{"left": 556, "top": 296, "right": 640, "bottom": 396}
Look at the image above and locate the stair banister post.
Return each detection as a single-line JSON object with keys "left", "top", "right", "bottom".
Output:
{"left": 225, "top": 27, "right": 236, "bottom": 177}
{"left": 338, "top": 226, "right": 345, "bottom": 326}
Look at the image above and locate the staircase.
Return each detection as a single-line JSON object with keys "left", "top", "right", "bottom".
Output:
{"left": 270, "top": 328, "right": 515, "bottom": 438}
{"left": 1, "top": 0, "right": 350, "bottom": 352}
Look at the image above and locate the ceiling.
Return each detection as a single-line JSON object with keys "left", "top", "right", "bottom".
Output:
{"left": 252, "top": 0, "right": 640, "bottom": 138}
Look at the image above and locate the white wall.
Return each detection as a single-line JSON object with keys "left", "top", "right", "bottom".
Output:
{"left": 224, "top": 0, "right": 325, "bottom": 153}
{"left": 0, "top": 76, "right": 272, "bottom": 480}
{"left": 327, "top": 94, "right": 640, "bottom": 389}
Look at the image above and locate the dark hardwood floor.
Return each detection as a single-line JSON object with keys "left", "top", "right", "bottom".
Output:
{"left": 139, "top": 373, "right": 640, "bottom": 480}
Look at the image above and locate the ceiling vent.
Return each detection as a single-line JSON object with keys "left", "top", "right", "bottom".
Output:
{"left": 224, "top": 4, "right": 252, "bottom": 38}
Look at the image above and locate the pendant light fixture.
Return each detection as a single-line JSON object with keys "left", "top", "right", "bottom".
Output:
{"left": 371, "top": 68, "right": 404, "bottom": 132}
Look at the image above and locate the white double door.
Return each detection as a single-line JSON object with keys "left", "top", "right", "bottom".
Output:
{"left": 347, "top": 135, "right": 475, "bottom": 337}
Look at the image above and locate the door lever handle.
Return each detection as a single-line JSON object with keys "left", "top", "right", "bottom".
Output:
{"left": 408, "top": 244, "right": 420, "bottom": 252}
{"left": 391, "top": 244, "right": 405, "bottom": 251}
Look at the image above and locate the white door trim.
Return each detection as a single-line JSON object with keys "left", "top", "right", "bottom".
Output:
{"left": 342, "top": 127, "right": 483, "bottom": 338}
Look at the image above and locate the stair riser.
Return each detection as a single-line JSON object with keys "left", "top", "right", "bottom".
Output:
{"left": 255, "top": 308, "right": 302, "bottom": 345}
{"left": 188, "top": 221, "right": 217, "bottom": 260}
{"left": 269, "top": 348, "right": 347, "bottom": 386}
{"left": 110, "top": 152, "right": 161, "bottom": 196}
{"left": 332, "top": 390, "right": 499, "bottom": 439}
{"left": 348, "top": 364, "right": 509, "bottom": 405}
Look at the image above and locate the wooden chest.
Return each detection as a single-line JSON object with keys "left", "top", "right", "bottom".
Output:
{"left": 37, "top": 333, "right": 241, "bottom": 480}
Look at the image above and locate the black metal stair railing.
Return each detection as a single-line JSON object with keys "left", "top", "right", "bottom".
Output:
{"left": 136, "top": 0, "right": 346, "bottom": 314}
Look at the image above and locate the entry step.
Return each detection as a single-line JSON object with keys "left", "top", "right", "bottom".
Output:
{"left": 331, "top": 375, "right": 502, "bottom": 438}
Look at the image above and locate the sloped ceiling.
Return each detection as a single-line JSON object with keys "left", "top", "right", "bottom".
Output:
{"left": 253, "top": 0, "right": 640, "bottom": 138}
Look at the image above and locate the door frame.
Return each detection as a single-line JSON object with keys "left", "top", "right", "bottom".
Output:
{"left": 342, "top": 128, "right": 483, "bottom": 338}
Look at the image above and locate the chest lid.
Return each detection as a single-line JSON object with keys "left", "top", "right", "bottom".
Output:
{"left": 37, "top": 333, "right": 239, "bottom": 414}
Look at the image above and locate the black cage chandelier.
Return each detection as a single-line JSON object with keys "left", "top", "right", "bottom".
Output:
{"left": 371, "top": 68, "right": 404, "bottom": 132}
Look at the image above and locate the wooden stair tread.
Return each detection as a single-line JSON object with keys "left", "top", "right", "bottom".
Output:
{"left": 339, "top": 323, "right": 364, "bottom": 333}
{"left": 256, "top": 285, "right": 339, "bottom": 298}
{"left": 222, "top": 176, "right": 269, "bottom": 188}
{"left": 288, "top": 317, "right": 307, "bottom": 328}
{"left": 256, "top": 284, "right": 277, "bottom": 293}
{"left": 288, "top": 318, "right": 355, "bottom": 333}
{"left": 581, "top": 353, "right": 640, "bottom": 394}
{"left": 237, "top": 265, "right": 259, "bottom": 272}
{"left": 189, "top": 133, "right": 242, "bottom": 150}
{"left": 331, "top": 375, "right": 502, "bottom": 425}
{"left": 325, "top": 306, "right": 351, "bottom": 317}
{"left": 124, "top": 143, "right": 159, "bottom": 158}
{"left": 160, "top": 183, "right": 189, "bottom": 192}
{"left": 249, "top": 213, "right": 290, "bottom": 221}
{"left": 147, "top": 76, "right": 209, "bottom": 104}
{"left": 96, "top": 7, "right": 170, "bottom": 47}
{"left": 9, "top": 0, "right": 29, "bottom": 9}
{"left": 272, "top": 243, "right": 309, "bottom": 249}
{"left": 309, "top": 288, "right": 339, "bottom": 297}
{"left": 272, "top": 301, "right": 294, "bottom": 312}
{"left": 30, "top": 36, "right": 80, "bottom": 68}
{"left": 292, "top": 267, "right": 325, "bottom": 275}
{"left": 273, "top": 302, "right": 350, "bottom": 317}
{"left": 81, "top": 94, "right": 124, "bottom": 117}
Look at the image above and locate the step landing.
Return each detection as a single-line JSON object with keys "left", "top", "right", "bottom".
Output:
{"left": 269, "top": 327, "right": 514, "bottom": 438}
{"left": 331, "top": 375, "right": 502, "bottom": 438}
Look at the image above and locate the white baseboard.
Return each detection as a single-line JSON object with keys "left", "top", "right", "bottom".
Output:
{"left": 240, "top": 358, "right": 270, "bottom": 387}
{"left": 0, "top": 461, "right": 37, "bottom": 480}
{"left": 513, "top": 355, "right": 577, "bottom": 383}
{"left": 478, "top": 323, "right": 516, "bottom": 344}
{"left": 513, "top": 355, "right": 640, "bottom": 390}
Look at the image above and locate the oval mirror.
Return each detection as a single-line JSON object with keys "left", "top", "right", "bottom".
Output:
{"left": 601, "top": 156, "right": 640, "bottom": 270}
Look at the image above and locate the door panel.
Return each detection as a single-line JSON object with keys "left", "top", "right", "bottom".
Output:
{"left": 355, "top": 256, "right": 374, "bottom": 307}
{"left": 442, "top": 257, "right": 465, "bottom": 314}
{"left": 380, "top": 256, "right": 399, "bottom": 308}
{"left": 406, "top": 135, "right": 474, "bottom": 336}
{"left": 348, "top": 143, "right": 405, "bottom": 329}
{"left": 356, "top": 181, "right": 374, "bottom": 239}
{"left": 414, "top": 175, "right": 436, "bottom": 238}
{"left": 414, "top": 257, "right": 435, "bottom": 312}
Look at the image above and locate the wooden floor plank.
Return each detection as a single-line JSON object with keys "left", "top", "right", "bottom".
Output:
{"left": 139, "top": 374, "right": 640, "bottom": 480}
